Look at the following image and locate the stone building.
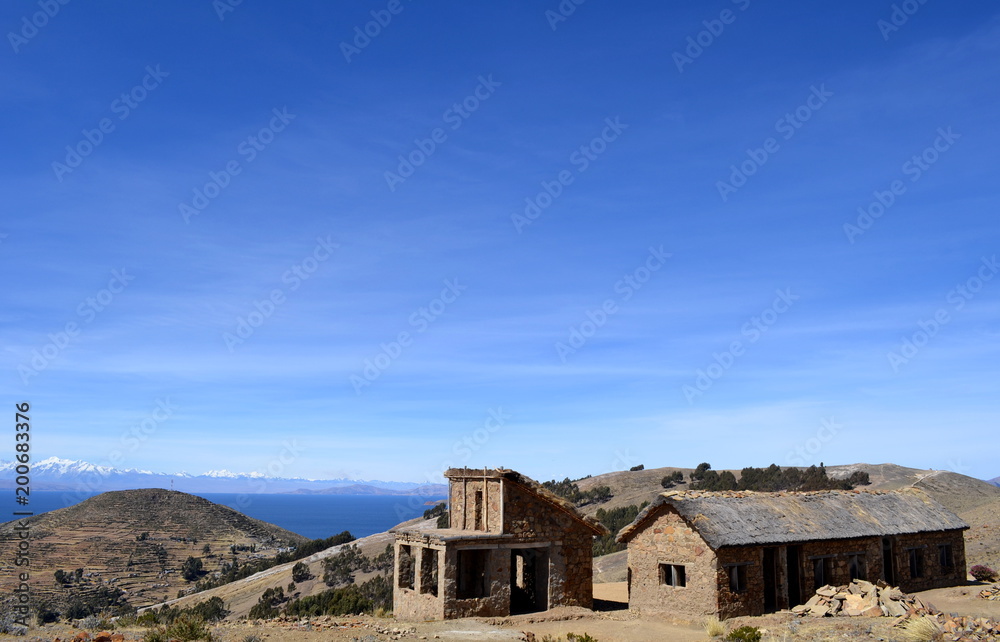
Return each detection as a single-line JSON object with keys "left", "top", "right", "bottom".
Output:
{"left": 393, "top": 468, "right": 609, "bottom": 620}
{"left": 616, "top": 488, "right": 968, "bottom": 619}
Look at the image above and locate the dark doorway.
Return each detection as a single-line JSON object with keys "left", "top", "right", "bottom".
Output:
{"left": 457, "top": 549, "right": 488, "bottom": 599}
{"left": 763, "top": 547, "right": 778, "bottom": 612}
{"left": 786, "top": 546, "right": 802, "bottom": 608}
{"left": 882, "top": 538, "right": 895, "bottom": 586}
{"left": 510, "top": 548, "right": 548, "bottom": 614}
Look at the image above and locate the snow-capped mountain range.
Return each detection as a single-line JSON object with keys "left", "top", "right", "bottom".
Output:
{"left": 0, "top": 457, "right": 446, "bottom": 495}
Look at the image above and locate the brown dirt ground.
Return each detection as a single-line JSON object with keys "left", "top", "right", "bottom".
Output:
{"left": 8, "top": 582, "right": 1000, "bottom": 642}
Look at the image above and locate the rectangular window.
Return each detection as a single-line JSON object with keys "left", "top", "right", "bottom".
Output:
{"left": 398, "top": 545, "right": 415, "bottom": 590}
{"left": 457, "top": 549, "right": 488, "bottom": 599}
{"left": 658, "top": 563, "right": 686, "bottom": 587}
{"left": 908, "top": 548, "right": 924, "bottom": 579}
{"left": 727, "top": 564, "right": 748, "bottom": 593}
{"left": 938, "top": 544, "right": 954, "bottom": 569}
{"left": 813, "top": 557, "right": 833, "bottom": 590}
{"left": 420, "top": 548, "right": 439, "bottom": 596}
{"left": 848, "top": 554, "right": 865, "bottom": 581}
{"left": 474, "top": 491, "right": 484, "bottom": 531}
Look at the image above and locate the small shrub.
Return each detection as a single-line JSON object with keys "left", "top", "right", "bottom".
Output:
{"left": 241, "top": 635, "right": 264, "bottom": 642}
{"left": 567, "top": 634, "right": 599, "bottom": 642}
{"left": 164, "top": 614, "right": 213, "bottom": 641}
{"left": 137, "top": 611, "right": 160, "bottom": 627}
{"left": 899, "top": 616, "right": 943, "bottom": 642}
{"left": 0, "top": 611, "right": 28, "bottom": 635}
{"left": 291, "top": 561, "right": 311, "bottom": 582}
{"left": 704, "top": 615, "right": 726, "bottom": 637}
{"left": 970, "top": 565, "right": 998, "bottom": 582}
{"left": 629, "top": 464, "right": 644, "bottom": 471}
{"left": 79, "top": 614, "right": 101, "bottom": 629}
{"left": 725, "top": 626, "right": 762, "bottom": 642}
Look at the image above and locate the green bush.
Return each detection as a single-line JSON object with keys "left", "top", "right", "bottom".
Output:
{"left": 143, "top": 614, "right": 213, "bottom": 641}
{"left": 725, "top": 626, "right": 762, "bottom": 642}
{"left": 182, "top": 556, "right": 204, "bottom": 581}
{"left": 592, "top": 502, "right": 648, "bottom": 557}
{"left": 291, "top": 561, "right": 311, "bottom": 582}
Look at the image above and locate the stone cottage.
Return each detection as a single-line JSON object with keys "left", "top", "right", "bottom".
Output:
{"left": 393, "top": 468, "right": 609, "bottom": 620}
{"left": 616, "top": 488, "right": 968, "bottom": 619}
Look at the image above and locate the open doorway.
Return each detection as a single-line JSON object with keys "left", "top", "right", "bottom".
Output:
{"left": 786, "top": 546, "right": 802, "bottom": 608}
{"left": 763, "top": 547, "right": 777, "bottom": 612}
{"left": 882, "top": 538, "right": 896, "bottom": 585}
{"left": 510, "top": 548, "right": 549, "bottom": 614}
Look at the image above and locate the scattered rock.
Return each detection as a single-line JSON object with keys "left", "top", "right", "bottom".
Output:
{"left": 793, "top": 579, "right": 1000, "bottom": 638}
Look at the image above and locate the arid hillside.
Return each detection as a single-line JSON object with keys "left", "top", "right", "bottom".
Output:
{"left": 0, "top": 489, "right": 307, "bottom": 608}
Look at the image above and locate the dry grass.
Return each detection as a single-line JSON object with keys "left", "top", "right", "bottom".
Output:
{"left": 703, "top": 615, "right": 726, "bottom": 637}
{"left": 899, "top": 616, "right": 943, "bottom": 642}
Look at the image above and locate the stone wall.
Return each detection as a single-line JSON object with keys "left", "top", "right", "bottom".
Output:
{"left": 625, "top": 505, "right": 719, "bottom": 619}
{"left": 504, "top": 480, "right": 596, "bottom": 608}
{"left": 393, "top": 540, "right": 445, "bottom": 621}
{"left": 442, "top": 545, "right": 511, "bottom": 618}
{"left": 449, "top": 477, "right": 503, "bottom": 532}
{"left": 889, "top": 530, "right": 967, "bottom": 592}
{"left": 625, "top": 517, "right": 968, "bottom": 620}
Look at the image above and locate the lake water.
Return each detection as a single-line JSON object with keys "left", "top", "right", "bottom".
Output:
{"left": 7, "top": 491, "right": 446, "bottom": 540}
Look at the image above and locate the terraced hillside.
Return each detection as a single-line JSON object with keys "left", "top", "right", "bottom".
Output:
{"left": 0, "top": 489, "right": 307, "bottom": 609}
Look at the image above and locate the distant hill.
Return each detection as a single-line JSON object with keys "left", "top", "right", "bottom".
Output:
{"left": 990, "top": 476, "right": 1000, "bottom": 488}
{"left": 0, "top": 456, "right": 443, "bottom": 495}
{"left": 0, "top": 489, "right": 308, "bottom": 609}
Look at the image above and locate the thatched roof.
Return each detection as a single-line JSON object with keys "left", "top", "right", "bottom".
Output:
{"left": 445, "top": 468, "right": 609, "bottom": 536}
{"left": 616, "top": 488, "right": 968, "bottom": 548}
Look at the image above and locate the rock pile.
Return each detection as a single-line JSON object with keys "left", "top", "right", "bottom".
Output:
{"left": 791, "top": 580, "right": 920, "bottom": 618}
{"left": 792, "top": 579, "right": 1000, "bottom": 639}
{"left": 979, "top": 583, "right": 1000, "bottom": 601}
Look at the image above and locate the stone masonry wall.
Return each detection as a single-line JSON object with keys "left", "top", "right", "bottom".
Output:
{"left": 441, "top": 545, "right": 511, "bottom": 619}
{"left": 889, "top": 530, "right": 967, "bottom": 593}
{"left": 393, "top": 541, "right": 445, "bottom": 621}
{"left": 503, "top": 480, "right": 596, "bottom": 608}
{"left": 450, "top": 478, "right": 503, "bottom": 532}
{"left": 625, "top": 505, "right": 718, "bottom": 619}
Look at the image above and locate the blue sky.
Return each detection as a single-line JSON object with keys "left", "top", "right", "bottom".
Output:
{"left": 4, "top": 1, "right": 999, "bottom": 485}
